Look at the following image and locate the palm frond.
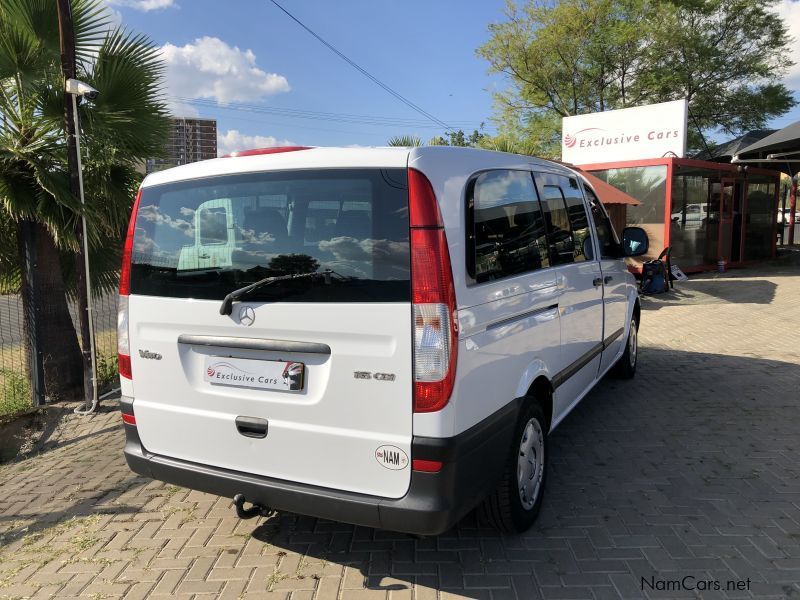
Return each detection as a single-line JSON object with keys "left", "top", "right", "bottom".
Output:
{"left": 81, "top": 27, "right": 170, "bottom": 161}
{"left": 72, "top": 0, "right": 112, "bottom": 66}
{"left": 387, "top": 135, "right": 423, "bottom": 147}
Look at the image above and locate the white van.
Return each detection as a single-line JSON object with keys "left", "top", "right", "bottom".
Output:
{"left": 119, "top": 146, "right": 648, "bottom": 535}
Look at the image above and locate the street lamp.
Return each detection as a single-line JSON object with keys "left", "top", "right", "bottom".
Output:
{"left": 65, "top": 78, "right": 99, "bottom": 414}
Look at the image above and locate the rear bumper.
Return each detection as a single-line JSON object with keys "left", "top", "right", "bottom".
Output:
{"left": 122, "top": 397, "right": 520, "bottom": 535}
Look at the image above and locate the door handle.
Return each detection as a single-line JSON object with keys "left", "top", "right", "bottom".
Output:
{"left": 604, "top": 276, "right": 613, "bottom": 284}
{"left": 235, "top": 416, "right": 268, "bottom": 439}
{"left": 593, "top": 277, "right": 603, "bottom": 287}
{"left": 198, "top": 253, "right": 210, "bottom": 259}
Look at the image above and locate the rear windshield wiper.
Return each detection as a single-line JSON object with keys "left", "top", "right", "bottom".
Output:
{"left": 219, "top": 269, "right": 336, "bottom": 315}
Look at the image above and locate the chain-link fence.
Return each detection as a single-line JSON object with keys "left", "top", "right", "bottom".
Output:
{"left": 73, "top": 291, "right": 119, "bottom": 398}
{"left": 0, "top": 290, "right": 30, "bottom": 416}
{"left": 0, "top": 287, "right": 119, "bottom": 416}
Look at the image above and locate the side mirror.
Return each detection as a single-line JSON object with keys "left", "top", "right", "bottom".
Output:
{"left": 622, "top": 227, "right": 649, "bottom": 257}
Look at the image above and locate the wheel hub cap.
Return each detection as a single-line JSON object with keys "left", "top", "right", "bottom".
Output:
{"left": 628, "top": 319, "right": 638, "bottom": 368}
{"left": 517, "top": 418, "right": 544, "bottom": 511}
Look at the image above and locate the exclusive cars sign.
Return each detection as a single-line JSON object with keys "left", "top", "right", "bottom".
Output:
{"left": 561, "top": 99, "right": 688, "bottom": 164}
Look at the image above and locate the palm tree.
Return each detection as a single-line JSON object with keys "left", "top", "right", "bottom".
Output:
{"left": 0, "top": 0, "right": 170, "bottom": 399}
{"left": 387, "top": 135, "right": 422, "bottom": 147}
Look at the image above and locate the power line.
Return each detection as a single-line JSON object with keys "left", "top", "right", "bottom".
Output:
{"left": 266, "top": 0, "right": 454, "bottom": 132}
{"left": 190, "top": 106, "right": 437, "bottom": 138}
{"left": 171, "top": 96, "right": 478, "bottom": 130}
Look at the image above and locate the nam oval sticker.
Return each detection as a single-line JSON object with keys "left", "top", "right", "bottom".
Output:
{"left": 375, "top": 445, "right": 408, "bottom": 470}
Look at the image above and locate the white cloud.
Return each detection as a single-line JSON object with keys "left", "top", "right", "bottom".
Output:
{"left": 100, "top": 2, "right": 123, "bottom": 26}
{"left": 160, "top": 37, "right": 290, "bottom": 106}
{"left": 774, "top": 0, "right": 800, "bottom": 91}
{"left": 217, "top": 129, "right": 296, "bottom": 156}
{"left": 166, "top": 98, "right": 199, "bottom": 118}
{"left": 108, "top": 0, "right": 176, "bottom": 11}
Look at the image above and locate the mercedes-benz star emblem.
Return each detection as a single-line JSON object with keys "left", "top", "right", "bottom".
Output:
{"left": 238, "top": 306, "right": 255, "bottom": 326}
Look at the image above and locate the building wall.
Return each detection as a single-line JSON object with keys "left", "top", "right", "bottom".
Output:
{"left": 146, "top": 117, "right": 217, "bottom": 174}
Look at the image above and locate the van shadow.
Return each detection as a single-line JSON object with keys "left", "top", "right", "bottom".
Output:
{"left": 642, "top": 277, "right": 778, "bottom": 309}
{"left": 248, "top": 348, "right": 800, "bottom": 598}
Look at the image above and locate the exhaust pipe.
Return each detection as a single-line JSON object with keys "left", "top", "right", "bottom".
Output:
{"left": 233, "top": 493, "right": 269, "bottom": 519}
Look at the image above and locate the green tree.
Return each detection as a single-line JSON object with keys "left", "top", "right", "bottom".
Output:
{"left": 268, "top": 254, "right": 320, "bottom": 275}
{"left": 391, "top": 128, "right": 487, "bottom": 148}
{"left": 478, "top": 0, "right": 796, "bottom": 154}
{"left": 0, "top": 0, "right": 170, "bottom": 399}
{"left": 442, "top": 128, "right": 487, "bottom": 147}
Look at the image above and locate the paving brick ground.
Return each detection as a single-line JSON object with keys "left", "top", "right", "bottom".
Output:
{"left": 1, "top": 253, "right": 800, "bottom": 600}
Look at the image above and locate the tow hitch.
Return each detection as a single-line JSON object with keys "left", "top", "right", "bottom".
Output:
{"left": 233, "top": 493, "right": 270, "bottom": 519}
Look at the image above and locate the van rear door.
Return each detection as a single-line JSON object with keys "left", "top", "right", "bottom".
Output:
{"left": 125, "top": 168, "right": 413, "bottom": 499}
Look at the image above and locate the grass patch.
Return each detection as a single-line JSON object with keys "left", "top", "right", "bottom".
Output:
{"left": 0, "top": 369, "right": 31, "bottom": 418}
{"left": 266, "top": 568, "right": 288, "bottom": 589}
{"left": 95, "top": 353, "right": 118, "bottom": 393}
{"left": 72, "top": 535, "right": 100, "bottom": 552}
{"left": 0, "top": 331, "right": 118, "bottom": 418}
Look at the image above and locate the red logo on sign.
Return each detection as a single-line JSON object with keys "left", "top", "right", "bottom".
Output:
{"left": 564, "top": 133, "right": 577, "bottom": 148}
{"left": 207, "top": 367, "right": 215, "bottom": 377}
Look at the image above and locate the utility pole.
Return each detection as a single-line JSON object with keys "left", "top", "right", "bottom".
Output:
{"left": 57, "top": 0, "right": 95, "bottom": 411}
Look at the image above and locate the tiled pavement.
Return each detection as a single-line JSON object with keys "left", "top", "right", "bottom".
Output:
{"left": 1, "top": 256, "right": 800, "bottom": 599}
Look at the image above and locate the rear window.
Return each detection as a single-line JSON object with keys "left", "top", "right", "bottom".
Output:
{"left": 130, "top": 168, "right": 410, "bottom": 302}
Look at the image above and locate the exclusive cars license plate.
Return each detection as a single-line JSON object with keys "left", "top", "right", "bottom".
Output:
{"left": 204, "top": 356, "right": 304, "bottom": 391}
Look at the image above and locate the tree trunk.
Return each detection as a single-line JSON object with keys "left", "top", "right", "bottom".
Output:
{"left": 17, "top": 219, "right": 83, "bottom": 400}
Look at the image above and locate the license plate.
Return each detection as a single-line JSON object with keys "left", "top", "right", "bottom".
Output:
{"left": 204, "top": 356, "right": 304, "bottom": 391}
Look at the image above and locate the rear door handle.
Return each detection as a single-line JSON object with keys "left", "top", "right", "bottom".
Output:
{"left": 593, "top": 277, "right": 603, "bottom": 287}
{"left": 604, "top": 276, "right": 613, "bottom": 284}
{"left": 235, "top": 416, "right": 268, "bottom": 439}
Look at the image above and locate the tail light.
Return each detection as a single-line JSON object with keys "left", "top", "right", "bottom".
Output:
{"left": 118, "top": 188, "right": 141, "bottom": 380}
{"left": 117, "top": 295, "right": 131, "bottom": 379}
{"left": 409, "top": 169, "right": 457, "bottom": 413}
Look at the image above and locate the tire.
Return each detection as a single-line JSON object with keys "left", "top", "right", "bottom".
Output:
{"left": 480, "top": 400, "right": 548, "bottom": 533}
{"left": 613, "top": 315, "right": 639, "bottom": 379}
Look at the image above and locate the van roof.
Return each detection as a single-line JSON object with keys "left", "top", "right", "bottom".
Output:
{"left": 141, "top": 145, "right": 573, "bottom": 188}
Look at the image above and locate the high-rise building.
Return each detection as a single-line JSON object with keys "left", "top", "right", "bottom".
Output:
{"left": 146, "top": 117, "right": 217, "bottom": 173}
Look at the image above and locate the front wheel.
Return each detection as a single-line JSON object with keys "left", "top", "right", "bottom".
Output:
{"left": 613, "top": 316, "right": 638, "bottom": 379}
{"left": 480, "top": 401, "right": 548, "bottom": 533}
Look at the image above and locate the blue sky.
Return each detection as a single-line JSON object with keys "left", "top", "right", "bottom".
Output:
{"left": 107, "top": 0, "right": 800, "bottom": 155}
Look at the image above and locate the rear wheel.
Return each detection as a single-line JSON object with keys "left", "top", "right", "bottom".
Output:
{"left": 480, "top": 400, "right": 547, "bottom": 533}
{"left": 613, "top": 316, "right": 638, "bottom": 379}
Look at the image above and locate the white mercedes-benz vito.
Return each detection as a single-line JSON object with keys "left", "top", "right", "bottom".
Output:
{"left": 119, "top": 146, "right": 648, "bottom": 535}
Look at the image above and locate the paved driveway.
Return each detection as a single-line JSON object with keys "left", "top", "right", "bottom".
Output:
{"left": 1, "top": 259, "right": 799, "bottom": 599}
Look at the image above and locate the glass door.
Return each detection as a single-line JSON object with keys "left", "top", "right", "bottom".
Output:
{"left": 731, "top": 181, "right": 745, "bottom": 263}
{"left": 716, "top": 179, "right": 735, "bottom": 263}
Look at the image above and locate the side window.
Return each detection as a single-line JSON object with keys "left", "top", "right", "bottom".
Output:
{"left": 466, "top": 170, "right": 550, "bottom": 283}
{"left": 537, "top": 175, "right": 593, "bottom": 264}
{"left": 198, "top": 206, "right": 228, "bottom": 245}
{"left": 562, "top": 178, "right": 592, "bottom": 262}
{"left": 540, "top": 186, "right": 574, "bottom": 265}
{"left": 584, "top": 185, "right": 622, "bottom": 259}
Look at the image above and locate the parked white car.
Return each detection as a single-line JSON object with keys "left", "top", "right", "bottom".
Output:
{"left": 671, "top": 203, "right": 707, "bottom": 228}
{"left": 118, "top": 146, "right": 648, "bottom": 534}
{"left": 778, "top": 208, "right": 800, "bottom": 224}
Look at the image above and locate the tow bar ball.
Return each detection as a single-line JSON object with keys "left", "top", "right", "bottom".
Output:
{"left": 233, "top": 493, "right": 270, "bottom": 519}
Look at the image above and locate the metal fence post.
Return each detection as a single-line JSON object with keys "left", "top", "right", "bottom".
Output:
{"left": 19, "top": 220, "right": 46, "bottom": 406}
